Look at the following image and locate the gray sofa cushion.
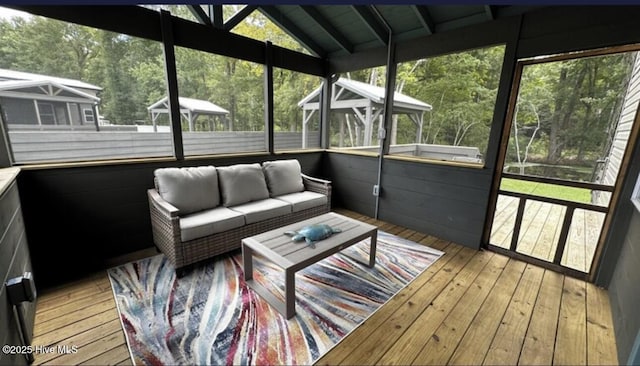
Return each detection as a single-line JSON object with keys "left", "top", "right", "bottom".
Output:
{"left": 154, "top": 166, "right": 220, "bottom": 215}
{"left": 274, "top": 191, "right": 328, "bottom": 212}
{"left": 179, "top": 207, "right": 245, "bottom": 242}
{"left": 262, "top": 159, "right": 304, "bottom": 197}
{"left": 217, "top": 163, "right": 270, "bottom": 207}
{"left": 229, "top": 198, "right": 292, "bottom": 224}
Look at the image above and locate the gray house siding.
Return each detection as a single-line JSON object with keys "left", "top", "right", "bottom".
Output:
{"left": 595, "top": 53, "right": 640, "bottom": 206}
{"left": 325, "top": 153, "right": 492, "bottom": 249}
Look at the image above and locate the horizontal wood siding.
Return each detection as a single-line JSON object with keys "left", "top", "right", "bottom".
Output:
{"left": 379, "top": 159, "right": 492, "bottom": 248}
{"left": 595, "top": 54, "right": 640, "bottom": 206}
{"left": 0, "top": 180, "right": 34, "bottom": 366}
{"left": 8, "top": 131, "right": 320, "bottom": 163}
{"left": 608, "top": 208, "right": 640, "bottom": 363}
{"left": 324, "top": 153, "right": 378, "bottom": 217}
{"left": 17, "top": 152, "right": 323, "bottom": 289}
{"left": 325, "top": 153, "right": 492, "bottom": 248}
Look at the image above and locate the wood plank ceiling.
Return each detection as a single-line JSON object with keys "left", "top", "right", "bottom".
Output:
{"left": 188, "top": 5, "right": 542, "bottom": 58}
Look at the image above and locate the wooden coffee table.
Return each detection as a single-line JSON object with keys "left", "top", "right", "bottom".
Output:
{"left": 242, "top": 212, "right": 377, "bottom": 319}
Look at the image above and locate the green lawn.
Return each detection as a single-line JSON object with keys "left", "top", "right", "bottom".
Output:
{"left": 500, "top": 178, "right": 592, "bottom": 204}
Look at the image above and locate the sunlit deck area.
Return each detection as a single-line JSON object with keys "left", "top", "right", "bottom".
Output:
{"left": 490, "top": 194, "right": 605, "bottom": 274}
{"left": 30, "top": 209, "right": 617, "bottom": 365}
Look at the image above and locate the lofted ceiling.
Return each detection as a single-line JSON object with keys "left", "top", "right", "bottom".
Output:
{"left": 187, "top": 4, "right": 543, "bottom": 58}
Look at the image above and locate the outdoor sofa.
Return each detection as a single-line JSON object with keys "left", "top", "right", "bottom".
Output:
{"left": 147, "top": 159, "right": 331, "bottom": 273}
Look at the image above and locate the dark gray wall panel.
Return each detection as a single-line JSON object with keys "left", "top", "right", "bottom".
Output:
{"left": 0, "top": 180, "right": 33, "bottom": 366}
{"left": 325, "top": 152, "right": 492, "bottom": 248}
{"left": 18, "top": 152, "right": 323, "bottom": 289}
{"left": 608, "top": 209, "right": 640, "bottom": 364}
{"left": 379, "top": 159, "right": 491, "bottom": 248}
{"left": 324, "top": 153, "right": 378, "bottom": 217}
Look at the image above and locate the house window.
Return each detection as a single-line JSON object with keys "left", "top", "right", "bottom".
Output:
{"left": 82, "top": 108, "right": 95, "bottom": 124}
{"left": 37, "top": 102, "right": 56, "bottom": 125}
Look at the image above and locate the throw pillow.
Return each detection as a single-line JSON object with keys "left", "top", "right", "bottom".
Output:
{"left": 217, "top": 163, "right": 270, "bottom": 207}
{"left": 262, "top": 159, "right": 304, "bottom": 197}
{"left": 154, "top": 166, "right": 220, "bottom": 215}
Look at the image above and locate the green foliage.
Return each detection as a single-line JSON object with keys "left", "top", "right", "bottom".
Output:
{"left": 396, "top": 45, "right": 505, "bottom": 155}
{"left": 508, "top": 52, "right": 635, "bottom": 173}
{"left": 500, "top": 178, "right": 591, "bottom": 204}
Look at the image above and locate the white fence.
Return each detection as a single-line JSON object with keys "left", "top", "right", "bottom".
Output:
{"left": 8, "top": 130, "right": 321, "bottom": 163}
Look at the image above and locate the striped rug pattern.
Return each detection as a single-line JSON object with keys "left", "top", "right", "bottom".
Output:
{"left": 108, "top": 231, "right": 443, "bottom": 365}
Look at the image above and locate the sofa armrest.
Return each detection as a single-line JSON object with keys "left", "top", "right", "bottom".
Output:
{"left": 147, "top": 189, "right": 180, "bottom": 217}
{"left": 301, "top": 173, "right": 332, "bottom": 197}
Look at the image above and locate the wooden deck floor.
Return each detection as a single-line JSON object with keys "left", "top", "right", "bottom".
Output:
{"left": 31, "top": 209, "right": 618, "bottom": 365}
{"left": 490, "top": 194, "right": 605, "bottom": 273}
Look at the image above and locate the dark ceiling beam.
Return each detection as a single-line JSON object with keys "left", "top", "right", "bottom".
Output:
{"left": 259, "top": 5, "right": 326, "bottom": 58}
{"left": 351, "top": 5, "right": 389, "bottom": 46}
{"left": 208, "top": 5, "right": 224, "bottom": 29}
{"left": 412, "top": 5, "right": 435, "bottom": 35}
{"left": 299, "top": 5, "right": 354, "bottom": 54}
{"left": 485, "top": 5, "right": 496, "bottom": 20}
{"left": 224, "top": 5, "right": 257, "bottom": 31}
{"left": 187, "top": 5, "right": 212, "bottom": 27}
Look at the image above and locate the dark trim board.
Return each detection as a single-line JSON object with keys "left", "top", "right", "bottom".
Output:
{"left": 17, "top": 152, "right": 324, "bottom": 289}
{"left": 608, "top": 209, "right": 640, "bottom": 364}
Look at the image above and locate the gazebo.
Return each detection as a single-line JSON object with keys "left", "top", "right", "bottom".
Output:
{"left": 298, "top": 77, "right": 432, "bottom": 147}
{"left": 147, "top": 96, "right": 229, "bottom": 132}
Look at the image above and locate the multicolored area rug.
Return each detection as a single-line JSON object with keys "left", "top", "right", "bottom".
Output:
{"left": 107, "top": 231, "right": 443, "bottom": 365}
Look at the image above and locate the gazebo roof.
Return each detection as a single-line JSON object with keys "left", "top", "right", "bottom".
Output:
{"left": 0, "top": 68, "right": 102, "bottom": 91}
{"left": 148, "top": 96, "right": 229, "bottom": 115}
{"left": 298, "top": 77, "right": 432, "bottom": 113}
{"left": 0, "top": 79, "right": 100, "bottom": 102}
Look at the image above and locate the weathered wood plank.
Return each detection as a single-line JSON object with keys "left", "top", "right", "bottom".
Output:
{"left": 34, "top": 318, "right": 123, "bottom": 364}
{"left": 34, "top": 299, "right": 117, "bottom": 337}
{"left": 35, "top": 291, "right": 114, "bottom": 324}
{"left": 482, "top": 264, "right": 545, "bottom": 365}
{"left": 518, "top": 269, "right": 564, "bottom": 365}
{"left": 376, "top": 250, "right": 495, "bottom": 365}
{"left": 554, "top": 276, "right": 587, "bottom": 365}
{"left": 586, "top": 283, "right": 618, "bottom": 365}
{"left": 411, "top": 254, "right": 510, "bottom": 365}
{"left": 32, "top": 308, "right": 119, "bottom": 349}
{"left": 45, "top": 330, "right": 126, "bottom": 365}
{"left": 447, "top": 259, "right": 527, "bottom": 365}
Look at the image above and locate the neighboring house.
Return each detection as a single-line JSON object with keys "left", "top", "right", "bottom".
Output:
{"left": 0, "top": 68, "right": 102, "bottom": 130}
{"left": 594, "top": 52, "right": 640, "bottom": 205}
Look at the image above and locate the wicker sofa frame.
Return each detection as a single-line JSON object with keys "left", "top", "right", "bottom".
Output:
{"left": 148, "top": 173, "right": 332, "bottom": 273}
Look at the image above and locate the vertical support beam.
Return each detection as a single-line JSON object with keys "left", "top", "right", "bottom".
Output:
{"left": 364, "top": 101, "right": 372, "bottom": 146}
{"left": 510, "top": 197, "right": 527, "bottom": 251}
{"left": 264, "top": 41, "right": 274, "bottom": 154}
{"left": 374, "top": 25, "right": 396, "bottom": 219}
{"left": 417, "top": 112, "right": 424, "bottom": 143}
{"left": 319, "top": 73, "right": 333, "bottom": 149}
{"left": 160, "top": 10, "right": 184, "bottom": 160}
{"left": 0, "top": 104, "right": 15, "bottom": 167}
{"left": 208, "top": 5, "right": 223, "bottom": 29}
{"left": 302, "top": 109, "right": 307, "bottom": 149}
{"left": 554, "top": 206, "right": 576, "bottom": 264}
{"left": 481, "top": 16, "right": 523, "bottom": 246}
{"left": 380, "top": 43, "right": 397, "bottom": 155}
